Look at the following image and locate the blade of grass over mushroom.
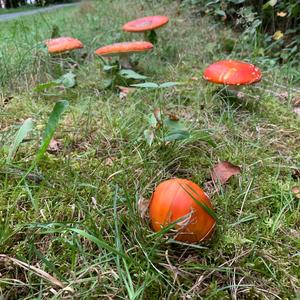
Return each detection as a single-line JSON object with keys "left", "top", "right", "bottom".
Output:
{"left": 180, "top": 183, "right": 218, "bottom": 221}
{"left": 6, "top": 118, "right": 34, "bottom": 164}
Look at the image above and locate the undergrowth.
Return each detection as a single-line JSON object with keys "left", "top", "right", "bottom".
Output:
{"left": 0, "top": 0, "right": 299, "bottom": 299}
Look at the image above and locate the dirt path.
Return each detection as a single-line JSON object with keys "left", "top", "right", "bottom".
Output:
{"left": 0, "top": 3, "right": 77, "bottom": 22}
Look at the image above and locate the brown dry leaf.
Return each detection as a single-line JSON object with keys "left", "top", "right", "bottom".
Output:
{"left": 47, "top": 139, "right": 62, "bottom": 154}
{"left": 211, "top": 161, "right": 241, "bottom": 185}
{"left": 104, "top": 157, "right": 117, "bottom": 166}
{"left": 138, "top": 196, "right": 150, "bottom": 220}
{"left": 291, "top": 186, "right": 300, "bottom": 199}
{"left": 166, "top": 113, "right": 180, "bottom": 121}
{"left": 117, "top": 86, "right": 136, "bottom": 100}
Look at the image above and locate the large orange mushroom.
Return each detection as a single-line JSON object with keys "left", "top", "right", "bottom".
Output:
{"left": 203, "top": 60, "right": 262, "bottom": 85}
{"left": 149, "top": 178, "right": 216, "bottom": 243}
{"left": 123, "top": 16, "right": 169, "bottom": 43}
{"left": 95, "top": 41, "right": 153, "bottom": 69}
{"left": 203, "top": 60, "right": 262, "bottom": 100}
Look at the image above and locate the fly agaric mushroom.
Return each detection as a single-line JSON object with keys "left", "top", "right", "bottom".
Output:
{"left": 44, "top": 37, "right": 84, "bottom": 72}
{"left": 95, "top": 41, "right": 153, "bottom": 69}
{"left": 122, "top": 16, "right": 169, "bottom": 43}
{"left": 203, "top": 60, "right": 262, "bottom": 100}
{"left": 44, "top": 37, "right": 84, "bottom": 54}
{"left": 203, "top": 60, "right": 262, "bottom": 85}
{"left": 149, "top": 178, "right": 216, "bottom": 243}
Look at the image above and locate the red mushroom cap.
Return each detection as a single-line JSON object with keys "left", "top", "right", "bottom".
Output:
{"left": 203, "top": 60, "right": 262, "bottom": 85}
{"left": 95, "top": 41, "right": 153, "bottom": 56}
{"left": 122, "top": 16, "right": 169, "bottom": 32}
{"left": 44, "top": 37, "right": 83, "bottom": 54}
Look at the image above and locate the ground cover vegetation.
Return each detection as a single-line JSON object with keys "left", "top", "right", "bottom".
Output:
{"left": 0, "top": 0, "right": 299, "bottom": 299}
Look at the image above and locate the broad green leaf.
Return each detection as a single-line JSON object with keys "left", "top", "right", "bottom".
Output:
{"left": 159, "top": 82, "right": 182, "bottom": 88}
{"left": 58, "top": 72, "right": 76, "bottom": 88}
{"left": 7, "top": 118, "right": 34, "bottom": 163}
{"left": 131, "top": 82, "right": 159, "bottom": 88}
{"left": 103, "top": 79, "right": 113, "bottom": 89}
{"left": 263, "top": 0, "right": 277, "bottom": 9}
{"left": 103, "top": 65, "right": 117, "bottom": 71}
{"left": 164, "top": 130, "right": 190, "bottom": 141}
{"left": 119, "top": 69, "right": 148, "bottom": 80}
{"left": 192, "top": 131, "right": 216, "bottom": 147}
{"left": 33, "top": 81, "right": 60, "bottom": 92}
{"left": 35, "top": 100, "right": 69, "bottom": 164}
{"left": 148, "top": 113, "right": 158, "bottom": 128}
{"left": 144, "top": 129, "right": 155, "bottom": 146}
{"left": 165, "top": 119, "right": 186, "bottom": 132}
{"left": 229, "top": 0, "right": 245, "bottom": 3}
{"left": 215, "top": 9, "right": 226, "bottom": 17}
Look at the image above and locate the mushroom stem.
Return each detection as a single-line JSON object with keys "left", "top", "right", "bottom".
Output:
{"left": 119, "top": 53, "right": 132, "bottom": 69}
{"left": 147, "top": 30, "right": 158, "bottom": 44}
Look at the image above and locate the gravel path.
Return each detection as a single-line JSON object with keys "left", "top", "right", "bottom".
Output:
{"left": 0, "top": 3, "right": 77, "bottom": 22}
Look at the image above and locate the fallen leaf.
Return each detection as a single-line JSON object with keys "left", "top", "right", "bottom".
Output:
{"left": 211, "top": 161, "right": 241, "bottom": 185}
{"left": 291, "top": 186, "right": 300, "bottom": 199}
{"left": 138, "top": 196, "right": 150, "bottom": 220}
{"left": 47, "top": 139, "right": 62, "bottom": 154}
{"left": 104, "top": 157, "right": 117, "bottom": 166}
{"left": 167, "top": 113, "right": 180, "bottom": 121}
{"left": 277, "top": 11, "right": 287, "bottom": 17}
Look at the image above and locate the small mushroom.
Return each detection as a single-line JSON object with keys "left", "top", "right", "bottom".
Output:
{"left": 44, "top": 37, "right": 84, "bottom": 54}
{"left": 95, "top": 41, "right": 153, "bottom": 69}
{"left": 122, "top": 16, "right": 169, "bottom": 43}
{"left": 203, "top": 60, "right": 262, "bottom": 99}
{"left": 44, "top": 37, "right": 84, "bottom": 72}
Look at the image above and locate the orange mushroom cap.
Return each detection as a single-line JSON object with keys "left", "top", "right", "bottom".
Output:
{"left": 149, "top": 178, "right": 216, "bottom": 243}
{"left": 45, "top": 37, "right": 83, "bottom": 54}
{"left": 123, "top": 16, "right": 169, "bottom": 32}
{"left": 203, "top": 60, "right": 262, "bottom": 85}
{"left": 95, "top": 41, "right": 153, "bottom": 56}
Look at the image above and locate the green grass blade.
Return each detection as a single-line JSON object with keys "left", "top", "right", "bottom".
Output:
{"left": 6, "top": 118, "right": 33, "bottom": 164}
{"left": 35, "top": 100, "right": 69, "bottom": 164}
{"left": 179, "top": 183, "right": 218, "bottom": 221}
{"left": 67, "top": 227, "right": 128, "bottom": 260}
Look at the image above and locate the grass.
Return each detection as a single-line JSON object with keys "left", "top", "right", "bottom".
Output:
{"left": 0, "top": 0, "right": 300, "bottom": 299}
